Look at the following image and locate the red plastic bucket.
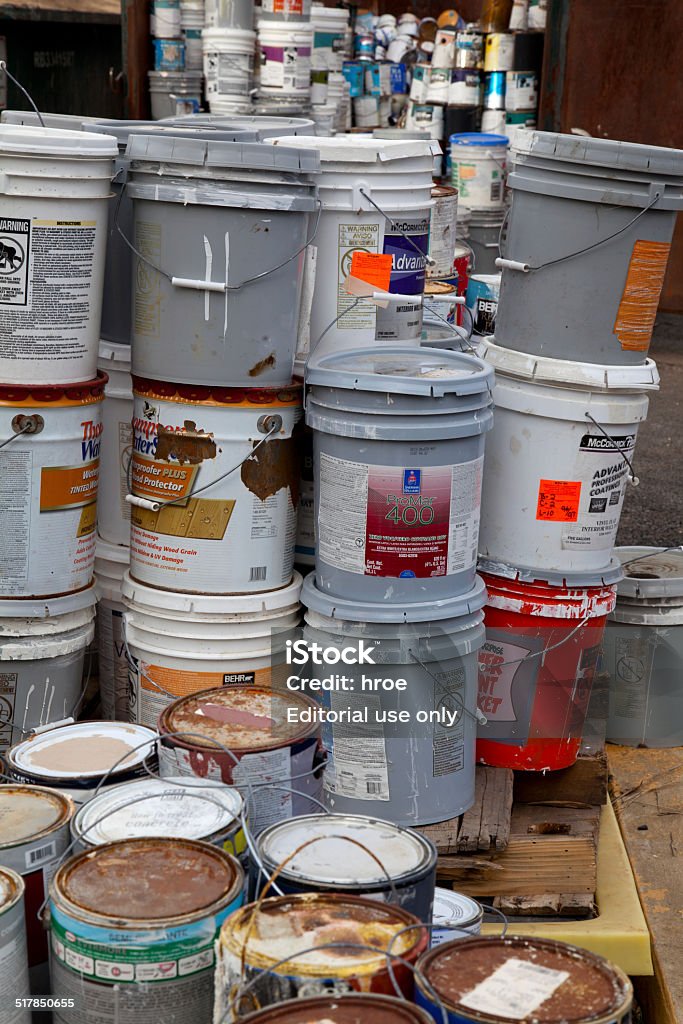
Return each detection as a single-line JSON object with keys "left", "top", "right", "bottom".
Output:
{"left": 476, "top": 571, "right": 616, "bottom": 771}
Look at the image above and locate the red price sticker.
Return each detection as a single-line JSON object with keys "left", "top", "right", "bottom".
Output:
{"left": 349, "top": 251, "right": 393, "bottom": 291}
{"left": 536, "top": 479, "right": 581, "bottom": 522}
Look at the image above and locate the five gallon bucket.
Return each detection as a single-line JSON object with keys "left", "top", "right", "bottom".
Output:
{"left": 269, "top": 135, "right": 439, "bottom": 355}
{"left": 496, "top": 130, "right": 683, "bottom": 364}
{"left": 0, "top": 125, "right": 117, "bottom": 385}
{"left": 129, "top": 378, "right": 301, "bottom": 595}
{"left": 468, "top": 208, "right": 506, "bottom": 274}
{"left": 0, "top": 588, "right": 95, "bottom": 752}
{"left": 127, "top": 133, "right": 319, "bottom": 387}
{"left": 94, "top": 537, "right": 130, "bottom": 721}
{"left": 97, "top": 341, "right": 133, "bottom": 546}
{"left": 123, "top": 570, "right": 302, "bottom": 727}
{"left": 605, "top": 546, "right": 683, "bottom": 747}
{"left": 258, "top": 21, "right": 314, "bottom": 99}
{"left": 477, "top": 567, "right": 617, "bottom": 771}
{"left": 302, "top": 573, "right": 486, "bottom": 825}
{"left": 148, "top": 71, "right": 203, "bottom": 119}
{"left": 306, "top": 347, "right": 493, "bottom": 605}
{"left": 449, "top": 132, "right": 508, "bottom": 212}
{"left": 477, "top": 339, "right": 657, "bottom": 580}
{"left": 203, "top": 28, "right": 256, "bottom": 104}
{"left": 0, "top": 376, "right": 106, "bottom": 598}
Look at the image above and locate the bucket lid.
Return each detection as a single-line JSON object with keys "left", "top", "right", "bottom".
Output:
{"left": 0, "top": 123, "right": 118, "bottom": 157}
{"left": 478, "top": 557, "right": 624, "bottom": 588}
{"left": 450, "top": 132, "right": 508, "bottom": 147}
{"left": 0, "top": 584, "right": 96, "bottom": 620}
{"left": 98, "top": 339, "right": 132, "bottom": 368}
{"left": 302, "top": 572, "right": 486, "bottom": 624}
{"left": 513, "top": 130, "right": 683, "bottom": 178}
{"left": 85, "top": 119, "right": 261, "bottom": 147}
{"left": 615, "top": 546, "right": 683, "bottom": 600}
{"left": 433, "top": 888, "right": 482, "bottom": 927}
{"left": 306, "top": 347, "right": 494, "bottom": 399}
{"left": 477, "top": 337, "right": 661, "bottom": 391}
{"left": 122, "top": 570, "right": 302, "bottom": 615}
{"left": 127, "top": 132, "right": 320, "bottom": 174}
{"left": 268, "top": 134, "right": 441, "bottom": 162}
{"left": 163, "top": 114, "right": 315, "bottom": 138}
{"left": 95, "top": 536, "right": 130, "bottom": 567}
{"left": 0, "top": 786, "right": 74, "bottom": 847}
{"left": 8, "top": 721, "right": 157, "bottom": 781}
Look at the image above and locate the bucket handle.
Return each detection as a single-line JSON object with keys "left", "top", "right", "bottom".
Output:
{"left": 409, "top": 649, "right": 489, "bottom": 726}
{"left": 496, "top": 187, "right": 663, "bottom": 274}
{"left": 358, "top": 186, "right": 436, "bottom": 268}
{"left": 0, "top": 418, "right": 41, "bottom": 452}
{"left": 584, "top": 413, "right": 639, "bottom": 486}
{"left": 0, "top": 61, "right": 45, "bottom": 127}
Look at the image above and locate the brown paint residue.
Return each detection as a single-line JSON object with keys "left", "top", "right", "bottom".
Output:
{"left": 155, "top": 421, "right": 216, "bottom": 464}
{"left": 248, "top": 354, "right": 276, "bottom": 377}
{"left": 231, "top": 994, "right": 428, "bottom": 1024}
{"left": 167, "top": 687, "right": 307, "bottom": 750}
{"left": 241, "top": 436, "right": 299, "bottom": 505}
{"left": 26, "top": 736, "right": 137, "bottom": 775}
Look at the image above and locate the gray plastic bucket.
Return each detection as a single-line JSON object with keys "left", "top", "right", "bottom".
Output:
{"left": 305, "top": 346, "right": 494, "bottom": 604}
{"left": 496, "top": 130, "right": 683, "bottom": 365}
{"left": 126, "top": 133, "right": 319, "bottom": 386}
{"left": 605, "top": 547, "right": 683, "bottom": 748}
{"left": 301, "top": 573, "right": 486, "bottom": 825}
{"left": 162, "top": 114, "right": 316, "bottom": 136}
{"left": 468, "top": 209, "right": 505, "bottom": 275}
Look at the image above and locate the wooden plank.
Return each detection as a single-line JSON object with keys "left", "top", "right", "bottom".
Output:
{"left": 457, "top": 766, "right": 514, "bottom": 853}
{"left": 513, "top": 752, "right": 608, "bottom": 807}
{"left": 418, "top": 815, "right": 460, "bottom": 855}
{"left": 494, "top": 893, "right": 595, "bottom": 918}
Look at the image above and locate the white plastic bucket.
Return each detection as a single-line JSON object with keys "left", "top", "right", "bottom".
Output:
{"left": 152, "top": 0, "right": 181, "bottom": 37}
{"left": 0, "top": 376, "right": 106, "bottom": 598}
{"left": 97, "top": 341, "right": 133, "bottom": 547}
{"left": 477, "top": 339, "right": 658, "bottom": 580}
{"left": 0, "top": 125, "right": 117, "bottom": 385}
{"left": 260, "top": 0, "right": 311, "bottom": 21}
{"left": 269, "top": 134, "right": 437, "bottom": 355}
{"left": 409, "top": 64, "right": 431, "bottom": 103}
{"left": 406, "top": 102, "right": 444, "bottom": 138}
{"left": 205, "top": 0, "right": 255, "bottom": 29}
{"left": 353, "top": 95, "right": 379, "bottom": 127}
{"left": 480, "top": 108, "right": 507, "bottom": 135}
{"left": 258, "top": 21, "right": 313, "bottom": 97}
{"left": 311, "top": 4, "right": 349, "bottom": 72}
{"left": 123, "top": 570, "right": 302, "bottom": 728}
{"left": 450, "top": 132, "right": 508, "bottom": 211}
{"left": 148, "top": 71, "right": 203, "bottom": 119}
{"left": 0, "top": 589, "right": 95, "bottom": 753}
{"left": 94, "top": 537, "right": 129, "bottom": 721}
{"left": 129, "top": 379, "right": 302, "bottom": 594}
{"left": 183, "top": 28, "right": 203, "bottom": 70}
{"left": 203, "top": 28, "right": 256, "bottom": 101}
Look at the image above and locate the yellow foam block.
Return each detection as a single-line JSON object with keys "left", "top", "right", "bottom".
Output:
{"left": 481, "top": 800, "right": 653, "bottom": 976}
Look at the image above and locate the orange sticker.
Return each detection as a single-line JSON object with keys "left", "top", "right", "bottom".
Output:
{"left": 141, "top": 664, "right": 272, "bottom": 697}
{"left": 613, "top": 239, "right": 671, "bottom": 351}
{"left": 40, "top": 461, "right": 99, "bottom": 512}
{"left": 349, "top": 251, "right": 393, "bottom": 291}
{"left": 536, "top": 479, "right": 582, "bottom": 522}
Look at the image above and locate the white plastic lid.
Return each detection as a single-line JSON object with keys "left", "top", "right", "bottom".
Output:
{"left": 615, "top": 547, "right": 683, "bottom": 600}
{"left": 514, "top": 130, "right": 683, "bottom": 178}
{"left": 0, "top": 123, "right": 118, "bottom": 157}
{"left": 9, "top": 722, "right": 156, "bottom": 780}
{"left": 122, "top": 570, "right": 302, "bottom": 615}
{"left": 97, "top": 340, "right": 132, "bottom": 369}
{"left": 95, "top": 537, "right": 130, "bottom": 567}
{"left": 268, "top": 133, "right": 441, "bottom": 162}
{"left": 0, "top": 584, "right": 96, "bottom": 621}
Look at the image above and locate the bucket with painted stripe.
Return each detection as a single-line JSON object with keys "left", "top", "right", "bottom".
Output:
{"left": 6, "top": 720, "right": 157, "bottom": 802}
{"left": 311, "top": 4, "right": 350, "bottom": 72}
{"left": 203, "top": 28, "right": 256, "bottom": 102}
{"left": 258, "top": 21, "right": 313, "bottom": 98}
{"left": 306, "top": 347, "right": 493, "bottom": 604}
{"left": 484, "top": 33, "right": 515, "bottom": 71}
{"left": 71, "top": 776, "right": 246, "bottom": 861}
{"left": 431, "top": 889, "right": 482, "bottom": 947}
{"left": 0, "top": 125, "right": 116, "bottom": 385}
{"left": 123, "top": 570, "right": 302, "bottom": 727}
{"left": 0, "top": 786, "right": 74, "bottom": 974}
{"left": 450, "top": 133, "right": 508, "bottom": 211}
{"left": 415, "top": 936, "right": 633, "bottom": 1024}
{"left": 268, "top": 135, "right": 438, "bottom": 354}
{"left": 127, "top": 133, "right": 319, "bottom": 386}
{"left": 0, "top": 588, "right": 96, "bottom": 752}
{"left": 94, "top": 537, "right": 129, "bottom": 721}
{"left": 214, "top": 893, "right": 429, "bottom": 1019}
{"left": 605, "top": 547, "right": 683, "bottom": 747}
{"left": 251, "top": 813, "right": 437, "bottom": 920}
{"left": 428, "top": 185, "right": 459, "bottom": 280}
{"left": 0, "top": 375, "right": 105, "bottom": 598}
{"left": 129, "top": 379, "right": 301, "bottom": 595}
{"left": 0, "top": 868, "right": 30, "bottom": 1023}
{"left": 49, "top": 838, "right": 244, "bottom": 1024}
{"left": 477, "top": 339, "right": 657, "bottom": 579}
{"left": 158, "top": 685, "right": 324, "bottom": 834}
{"left": 233, "top": 995, "right": 436, "bottom": 1024}
{"left": 302, "top": 574, "right": 485, "bottom": 824}
{"left": 496, "top": 130, "right": 683, "bottom": 364}
{"left": 97, "top": 341, "right": 133, "bottom": 546}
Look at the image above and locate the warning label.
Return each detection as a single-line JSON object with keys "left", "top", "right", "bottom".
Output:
{"left": 0, "top": 219, "right": 30, "bottom": 306}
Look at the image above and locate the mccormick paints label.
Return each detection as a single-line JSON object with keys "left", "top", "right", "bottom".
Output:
{"left": 376, "top": 215, "right": 430, "bottom": 340}
{"left": 317, "top": 454, "right": 483, "bottom": 579}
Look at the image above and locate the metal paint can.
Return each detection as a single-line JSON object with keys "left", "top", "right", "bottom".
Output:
{"left": 354, "top": 33, "right": 375, "bottom": 59}
{"left": 466, "top": 273, "right": 501, "bottom": 335}
{"left": 70, "top": 776, "right": 247, "bottom": 863}
{"left": 428, "top": 184, "right": 459, "bottom": 279}
{"left": 0, "top": 785, "right": 74, "bottom": 973}
{"left": 5, "top": 721, "right": 158, "bottom": 804}
{"left": 424, "top": 280, "right": 458, "bottom": 324}
{"left": 483, "top": 71, "right": 506, "bottom": 110}
{"left": 449, "top": 69, "right": 482, "bottom": 107}
{"left": 504, "top": 70, "right": 538, "bottom": 111}
{"left": 454, "top": 28, "right": 484, "bottom": 69}
{"left": 0, "top": 867, "right": 30, "bottom": 1023}
{"left": 409, "top": 64, "right": 431, "bottom": 103}
{"left": 214, "top": 893, "right": 429, "bottom": 1020}
{"left": 431, "top": 889, "right": 483, "bottom": 947}
{"left": 153, "top": 37, "right": 186, "bottom": 71}
{"left": 251, "top": 813, "right": 437, "bottom": 920}
{"left": 157, "top": 685, "right": 324, "bottom": 834}
{"left": 234, "top": 994, "right": 436, "bottom": 1024}
{"left": 49, "top": 838, "right": 244, "bottom": 1024}
{"left": 484, "top": 33, "right": 515, "bottom": 72}
{"left": 415, "top": 936, "right": 633, "bottom": 1023}
{"left": 426, "top": 66, "right": 451, "bottom": 105}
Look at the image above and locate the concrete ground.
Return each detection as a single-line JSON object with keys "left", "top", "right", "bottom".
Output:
{"left": 617, "top": 313, "right": 683, "bottom": 548}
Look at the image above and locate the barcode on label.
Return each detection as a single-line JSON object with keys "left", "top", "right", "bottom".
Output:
{"left": 490, "top": 181, "right": 502, "bottom": 201}
{"left": 249, "top": 566, "right": 267, "bottom": 582}
{"left": 366, "top": 780, "right": 383, "bottom": 794}
{"left": 26, "top": 841, "right": 56, "bottom": 868}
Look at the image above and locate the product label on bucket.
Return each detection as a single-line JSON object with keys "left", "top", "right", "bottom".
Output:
{"left": 461, "top": 958, "right": 569, "bottom": 1019}
{"left": 337, "top": 222, "right": 381, "bottom": 329}
{"left": 477, "top": 633, "right": 542, "bottom": 744}
{"left": 132, "top": 661, "right": 272, "bottom": 728}
{"left": 324, "top": 691, "right": 390, "bottom": 801}
{"left": 260, "top": 45, "right": 311, "bottom": 91}
{"left": 318, "top": 454, "right": 483, "bottom": 579}
{"left": 205, "top": 51, "right": 254, "bottom": 97}
{"left": 376, "top": 215, "right": 430, "bottom": 341}
{"left": 560, "top": 432, "right": 636, "bottom": 551}
{"left": 0, "top": 671, "right": 17, "bottom": 752}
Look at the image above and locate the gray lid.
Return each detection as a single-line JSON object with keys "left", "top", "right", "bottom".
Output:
{"left": 515, "top": 130, "right": 683, "bottom": 178}
{"left": 302, "top": 572, "right": 487, "bottom": 623}
{"left": 126, "top": 133, "right": 320, "bottom": 174}
{"left": 0, "top": 584, "right": 97, "bottom": 620}
{"left": 478, "top": 557, "right": 624, "bottom": 588}
{"left": 615, "top": 546, "right": 683, "bottom": 599}
{"left": 0, "top": 123, "right": 117, "bottom": 157}
{"left": 306, "top": 347, "right": 494, "bottom": 399}
{"left": 163, "top": 114, "right": 315, "bottom": 138}
{"left": 85, "top": 119, "right": 264, "bottom": 148}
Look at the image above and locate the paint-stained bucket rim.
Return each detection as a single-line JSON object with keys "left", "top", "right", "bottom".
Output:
{"left": 481, "top": 570, "right": 617, "bottom": 620}
{"left": 132, "top": 377, "right": 301, "bottom": 406}
{"left": 0, "top": 583, "right": 97, "bottom": 621}
{"left": 302, "top": 572, "right": 487, "bottom": 624}
{"left": 235, "top": 994, "right": 435, "bottom": 1024}
{"left": 0, "top": 866, "right": 25, "bottom": 913}
{"left": 0, "top": 372, "right": 108, "bottom": 406}
{"left": 0, "top": 785, "right": 75, "bottom": 850}
{"left": 478, "top": 557, "right": 624, "bottom": 589}
{"left": 122, "top": 569, "right": 302, "bottom": 617}
{"left": 7, "top": 721, "right": 157, "bottom": 782}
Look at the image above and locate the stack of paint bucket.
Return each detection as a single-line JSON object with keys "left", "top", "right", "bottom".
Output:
{"left": 310, "top": 3, "right": 352, "bottom": 135}
{"left": 150, "top": 0, "right": 203, "bottom": 117}
{"left": 180, "top": 0, "right": 205, "bottom": 70}
{"left": 475, "top": 129, "right": 683, "bottom": 772}
{"left": 203, "top": 0, "right": 256, "bottom": 114}
{"left": 256, "top": 0, "right": 313, "bottom": 114}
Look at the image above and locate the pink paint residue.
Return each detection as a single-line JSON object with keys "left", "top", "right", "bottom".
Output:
{"left": 194, "top": 704, "right": 275, "bottom": 729}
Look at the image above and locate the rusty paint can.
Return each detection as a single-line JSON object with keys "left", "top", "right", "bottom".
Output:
{"left": 129, "top": 379, "right": 302, "bottom": 595}
{"left": 0, "top": 867, "right": 31, "bottom": 1023}
{"left": 49, "top": 837, "right": 244, "bottom": 1024}
{"left": 415, "top": 936, "right": 633, "bottom": 1023}
{"left": 158, "top": 685, "right": 324, "bottom": 834}
{"left": 214, "top": 893, "right": 429, "bottom": 1020}
{"left": 236, "top": 994, "right": 436, "bottom": 1024}
{"left": 0, "top": 785, "right": 74, "bottom": 972}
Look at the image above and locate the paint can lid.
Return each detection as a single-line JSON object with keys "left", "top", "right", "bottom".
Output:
{"left": 0, "top": 867, "right": 24, "bottom": 912}
{"left": 0, "top": 583, "right": 97, "bottom": 621}
{"left": 432, "top": 888, "right": 483, "bottom": 927}
{"left": 126, "top": 132, "right": 321, "bottom": 175}
{"left": 0, "top": 123, "right": 118, "bottom": 157}
{"left": 302, "top": 572, "right": 487, "bottom": 623}
{"left": 7, "top": 721, "right": 157, "bottom": 781}
{"left": 0, "top": 785, "right": 74, "bottom": 847}
{"left": 268, "top": 133, "right": 442, "bottom": 162}
{"left": 162, "top": 114, "right": 315, "bottom": 138}
{"left": 449, "top": 132, "right": 508, "bottom": 146}
{"left": 227, "top": 995, "right": 434, "bottom": 1024}
{"left": 478, "top": 557, "right": 625, "bottom": 589}
{"left": 513, "top": 129, "right": 683, "bottom": 178}
{"left": 614, "top": 546, "right": 683, "bottom": 600}
{"left": 305, "top": 346, "right": 494, "bottom": 399}
{"left": 121, "top": 569, "right": 302, "bottom": 616}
